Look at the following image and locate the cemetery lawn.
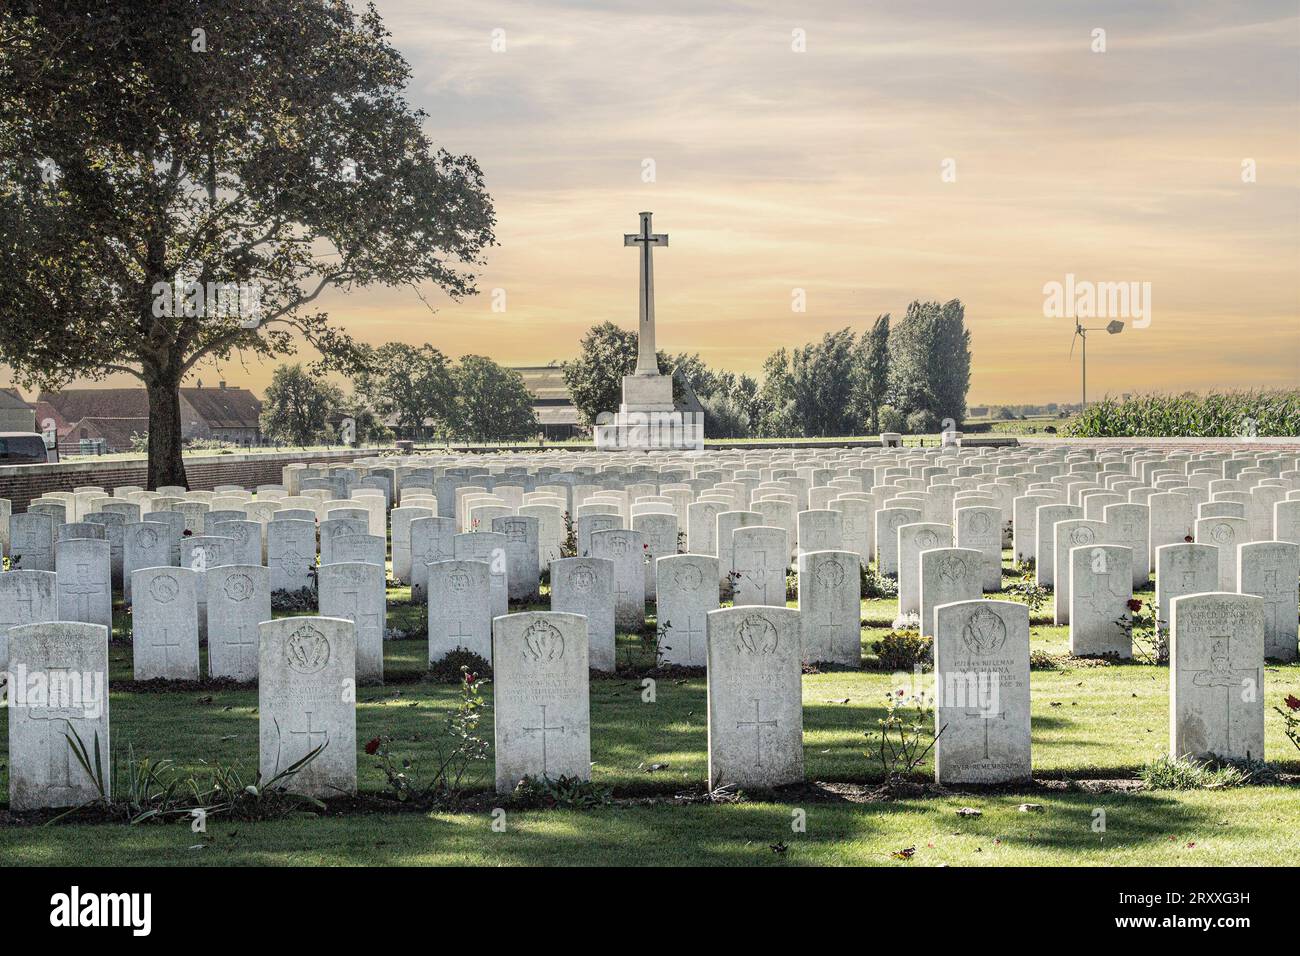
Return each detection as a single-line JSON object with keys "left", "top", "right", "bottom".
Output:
{"left": 2, "top": 565, "right": 1298, "bottom": 866}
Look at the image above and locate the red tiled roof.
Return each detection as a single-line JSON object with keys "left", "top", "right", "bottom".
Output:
{"left": 39, "top": 386, "right": 262, "bottom": 430}
{"left": 180, "top": 386, "right": 262, "bottom": 428}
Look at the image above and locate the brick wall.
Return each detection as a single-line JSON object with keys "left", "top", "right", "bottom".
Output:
{"left": 0, "top": 448, "right": 384, "bottom": 514}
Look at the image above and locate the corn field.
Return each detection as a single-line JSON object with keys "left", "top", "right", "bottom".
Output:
{"left": 1066, "top": 390, "right": 1300, "bottom": 438}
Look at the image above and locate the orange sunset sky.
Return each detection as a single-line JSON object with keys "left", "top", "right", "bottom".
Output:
{"left": 11, "top": 0, "right": 1300, "bottom": 405}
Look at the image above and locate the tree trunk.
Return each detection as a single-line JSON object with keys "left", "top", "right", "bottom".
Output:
{"left": 145, "top": 369, "right": 188, "bottom": 490}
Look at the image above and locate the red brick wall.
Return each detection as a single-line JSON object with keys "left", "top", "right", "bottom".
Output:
{"left": 0, "top": 448, "right": 382, "bottom": 514}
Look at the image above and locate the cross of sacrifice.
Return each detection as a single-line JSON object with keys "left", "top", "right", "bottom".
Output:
{"left": 623, "top": 211, "right": 669, "bottom": 377}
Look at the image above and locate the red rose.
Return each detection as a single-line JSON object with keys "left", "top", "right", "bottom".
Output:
{"left": 1126, "top": 599, "right": 1143, "bottom": 613}
{"left": 364, "top": 737, "right": 382, "bottom": 755}
{"left": 1285, "top": 695, "right": 1300, "bottom": 712}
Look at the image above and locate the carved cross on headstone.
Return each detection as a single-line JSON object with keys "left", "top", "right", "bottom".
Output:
{"left": 287, "top": 710, "right": 330, "bottom": 755}
{"left": 680, "top": 613, "right": 704, "bottom": 660}
{"left": 1188, "top": 636, "right": 1259, "bottom": 755}
{"left": 151, "top": 627, "right": 183, "bottom": 667}
{"left": 61, "top": 562, "right": 105, "bottom": 619}
{"left": 736, "top": 697, "right": 778, "bottom": 767}
{"left": 963, "top": 708, "right": 1008, "bottom": 762}
{"left": 229, "top": 624, "right": 256, "bottom": 668}
{"left": 522, "top": 703, "right": 565, "bottom": 775}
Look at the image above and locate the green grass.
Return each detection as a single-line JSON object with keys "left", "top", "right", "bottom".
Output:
{"left": 2, "top": 551, "right": 1297, "bottom": 866}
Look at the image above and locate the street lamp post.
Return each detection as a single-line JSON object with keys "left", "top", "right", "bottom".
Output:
{"left": 1073, "top": 318, "right": 1125, "bottom": 408}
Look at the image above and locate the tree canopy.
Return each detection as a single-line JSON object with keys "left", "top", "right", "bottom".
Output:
{"left": 260, "top": 363, "right": 342, "bottom": 446}
{"left": 0, "top": 0, "right": 495, "bottom": 485}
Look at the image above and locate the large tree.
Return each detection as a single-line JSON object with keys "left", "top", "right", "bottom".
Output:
{"left": 561, "top": 321, "right": 699, "bottom": 425}
{"left": 854, "top": 313, "right": 891, "bottom": 432}
{"left": 260, "top": 363, "right": 342, "bottom": 446}
{"left": 0, "top": 1, "right": 495, "bottom": 487}
{"left": 789, "top": 328, "right": 859, "bottom": 437}
{"left": 888, "top": 299, "right": 971, "bottom": 426}
{"left": 453, "top": 355, "right": 537, "bottom": 442}
{"left": 354, "top": 342, "right": 456, "bottom": 438}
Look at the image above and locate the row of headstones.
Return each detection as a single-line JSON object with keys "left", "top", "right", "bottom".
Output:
{"left": 430, "top": 542, "right": 863, "bottom": 670}
{"left": 890, "top": 516, "right": 1299, "bottom": 662}
{"left": 8, "top": 587, "right": 1268, "bottom": 809}
{"left": 0, "top": 550, "right": 387, "bottom": 682}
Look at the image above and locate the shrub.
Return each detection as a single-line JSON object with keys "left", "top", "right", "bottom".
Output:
{"left": 429, "top": 648, "right": 492, "bottom": 683}
{"left": 861, "top": 563, "right": 898, "bottom": 599}
{"left": 871, "top": 631, "right": 932, "bottom": 672}
{"left": 877, "top": 404, "right": 906, "bottom": 434}
{"left": 270, "top": 585, "right": 317, "bottom": 612}
{"left": 868, "top": 688, "right": 942, "bottom": 782}
{"left": 905, "top": 409, "right": 939, "bottom": 434}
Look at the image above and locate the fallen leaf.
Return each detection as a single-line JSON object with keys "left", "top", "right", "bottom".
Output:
{"left": 892, "top": 846, "right": 916, "bottom": 860}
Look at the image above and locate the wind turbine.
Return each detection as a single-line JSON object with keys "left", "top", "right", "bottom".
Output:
{"left": 1070, "top": 318, "right": 1124, "bottom": 409}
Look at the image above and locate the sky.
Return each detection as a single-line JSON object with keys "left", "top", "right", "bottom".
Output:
{"left": 15, "top": 0, "right": 1300, "bottom": 404}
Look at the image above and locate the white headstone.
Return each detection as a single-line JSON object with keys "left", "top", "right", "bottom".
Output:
{"left": 590, "top": 528, "right": 645, "bottom": 630}
{"left": 1237, "top": 541, "right": 1299, "bottom": 662}
{"left": 7, "top": 621, "right": 110, "bottom": 810}
{"left": 131, "top": 566, "right": 201, "bottom": 680}
{"left": 318, "top": 562, "right": 387, "bottom": 684}
{"left": 919, "top": 547, "right": 982, "bottom": 639}
{"left": 1052, "top": 519, "right": 1108, "bottom": 625}
{"left": 268, "top": 519, "right": 317, "bottom": 593}
{"left": 1195, "top": 516, "right": 1249, "bottom": 590}
{"left": 897, "top": 522, "right": 952, "bottom": 617}
{"left": 1170, "top": 592, "right": 1264, "bottom": 763}
{"left": 258, "top": 616, "right": 357, "bottom": 797}
{"left": 955, "top": 505, "right": 1002, "bottom": 592}
{"left": 655, "top": 554, "right": 719, "bottom": 667}
{"left": 1068, "top": 544, "right": 1133, "bottom": 658}
{"left": 428, "top": 560, "right": 493, "bottom": 664}
{"left": 933, "top": 600, "right": 1031, "bottom": 784}
{"left": 492, "top": 514, "right": 541, "bottom": 602}
{"left": 732, "top": 526, "right": 789, "bottom": 607}
{"left": 492, "top": 612, "right": 591, "bottom": 793}
{"left": 797, "top": 549, "right": 861, "bottom": 665}
{"left": 1155, "top": 543, "right": 1218, "bottom": 636}
{"left": 9, "top": 512, "right": 54, "bottom": 572}
{"left": 0, "top": 569, "right": 57, "bottom": 671}
{"left": 55, "top": 537, "right": 112, "bottom": 628}
{"left": 550, "top": 557, "right": 616, "bottom": 672}
{"left": 206, "top": 564, "right": 270, "bottom": 682}
{"left": 410, "top": 515, "right": 456, "bottom": 603}
{"left": 706, "top": 605, "right": 803, "bottom": 790}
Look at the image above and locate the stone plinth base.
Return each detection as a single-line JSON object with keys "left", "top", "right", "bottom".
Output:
{"left": 620, "top": 373, "right": 675, "bottom": 413}
{"left": 594, "top": 410, "right": 704, "bottom": 452}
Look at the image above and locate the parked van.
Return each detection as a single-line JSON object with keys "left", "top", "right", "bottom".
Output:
{"left": 0, "top": 432, "right": 57, "bottom": 464}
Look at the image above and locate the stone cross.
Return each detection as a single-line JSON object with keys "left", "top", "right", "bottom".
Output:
{"left": 623, "top": 211, "right": 668, "bottom": 375}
